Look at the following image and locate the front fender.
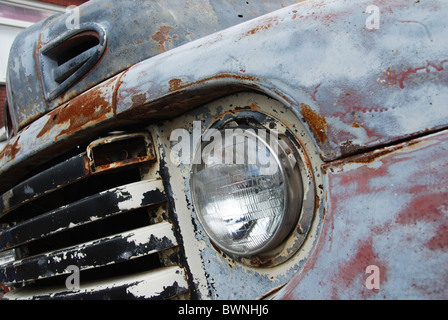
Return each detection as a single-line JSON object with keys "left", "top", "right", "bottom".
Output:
{"left": 2, "top": 0, "right": 447, "bottom": 191}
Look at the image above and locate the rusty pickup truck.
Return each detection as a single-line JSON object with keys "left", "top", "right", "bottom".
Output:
{"left": 1, "top": 0, "right": 447, "bottom": 300}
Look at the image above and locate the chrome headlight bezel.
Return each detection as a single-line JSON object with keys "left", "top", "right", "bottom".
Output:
{"left": 189, "top": 112, "right": 316, "bottom": 267}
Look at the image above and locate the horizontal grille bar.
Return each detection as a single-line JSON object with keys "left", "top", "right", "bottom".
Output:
{"left": 0, "top": 180, "right": 166, "bottom": 251}
{"left": 0, "top": 132, "right": 156, "bottom": 220}
{"left": 0, "top": 222, "right": 176, "bottom": 285}
{"left": 0, "top": 153, "right": 89, "bottom": 219}
{"left": 4, "top": 266, "right": 188, "bottom": 300}
{"left": 0, "top": 131, "right": 188, "bottom": 299}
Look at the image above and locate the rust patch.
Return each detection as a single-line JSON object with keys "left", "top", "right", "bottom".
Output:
{"left": 119, "top": 73, "right": 260, "bottom": 120}
{"left": 193, "top": 73, "right": 259, "bottom": 85}
{"left": 0, "top": 283, "right": 9, "bottom": 296}
{"left": 151, "top": 25, "right": 177, "bottom": 53}
{"left": 36, "top": 86, "right": 113, "bottom": 139}
{"left": 311, "top": 83, "right": 321, "bottom": 102}
{"left": 131, "top": 93, "right": 147, "bottom": 106}
{"left": 300, "top": 103, "right": 327, "bottom": 144}
{"left": 167, "top": 73, "right": 259, "bottom": 92}
{"left": 240, "top": 16, "right": 278, "bottom": 39}
{"left": 0, "top": 137, "right": 22, "bottom": 162}
{"left": 339, "top": 139, "right": 362, "bottom": 154}
{"left": 209, "top": 103, "right": 260, "bottom": 124}
{"left": 169, "top": 78, "right": 184, "bottom": 92}
{"left": 82, "top": 154, "right": 91, "bottom": 176}
{"left": 236, "top": 103, "right": 259, "bottom": 111}
{"left": 345, "top": 139, "right": 420, "bottom": 164}
{"left": 245, "top": 23, "right": 272, "bottom": 36}
{"left": 291, "top": 10, "right": 298, "bottom": 20}
{"left": 322, "top": 138, "right": 424, "bottom": 174}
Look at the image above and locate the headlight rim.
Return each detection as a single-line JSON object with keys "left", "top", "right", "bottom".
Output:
{"left": 189, "top": 111, "right": 316, "bottom": 268}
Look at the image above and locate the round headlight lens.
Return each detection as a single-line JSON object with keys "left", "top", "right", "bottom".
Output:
{"left": 190, "top": 126, "right": 302, "bottom": 257}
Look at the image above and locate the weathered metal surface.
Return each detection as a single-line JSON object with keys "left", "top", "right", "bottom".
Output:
{"left": 115, "top": 0, "right": 448, "bottom": 163}
{"left": 86, "top": 131, "right": 156, "bottom": 173}
{"left": 6, "top": 0, "right": 300, "bottom": 133}
{"left": 0, "top": 75, "right": 120, "bottom": 193}
{"left": 2, "top": 0, "right": 447, "bottom": 193}
{"left": 0, "top": 0, "right": 447, "bottom": 300}
{"left": 0, "top": 180, "right": 166, "bottom": 251}
{"left": 4, "top": 266, "right": 188, "bottom": 300}
{"left": 0, "top": 130, "right": 155, "bottom": 207}
{"left": 276, "top": 130, "right": 448, "bottom": 299}
{"left": 0, "top": 222, "right": 177, "bottom": 285}
{"left": 0, "top": 152, "right": 88, "bottom": 218}
{"left": 151, "top": 92, "right": 326, "bottom": 300}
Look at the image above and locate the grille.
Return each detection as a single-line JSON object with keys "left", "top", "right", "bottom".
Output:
{"left": 0, "top": 132, "right": 189, "bottom": 300}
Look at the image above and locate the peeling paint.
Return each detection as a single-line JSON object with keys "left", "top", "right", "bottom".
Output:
{"left": 1, "top": 0, "right": 447, "bottom": 301}
{"left": 5, "top": 266, "right": 188, "bottom": 300}
{"left": 151, "top": 25, "right": 178, "bottom": 53}
{"left": 300, "top": 103, "right": 327, "bottom": 144}
{"left": 153, "top": 92, "right": 325, "bottom": 299}
{"left": 278, "top": 130, "right": 448, "bottom": 299}
{"left": 1, "top": 223, "right": 177, "bottom": 285}
{"left": 0, "top": 180, "right": 166, "bottom": 250}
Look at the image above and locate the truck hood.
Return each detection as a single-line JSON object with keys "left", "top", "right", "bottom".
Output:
{"left": 5, "top": 0, "right": 299, "bottom": 135}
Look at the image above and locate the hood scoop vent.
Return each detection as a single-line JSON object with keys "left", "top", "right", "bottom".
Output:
{"left": 39, "top": 23, "right": 107, "bottom": 101}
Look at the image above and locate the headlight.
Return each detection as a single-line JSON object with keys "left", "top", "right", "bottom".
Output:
{"left": 190, "top": 122, "right": 303, "bottom": 258}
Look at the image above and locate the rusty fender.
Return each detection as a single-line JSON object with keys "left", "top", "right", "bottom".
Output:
{"left": 1, "top": 0, "right": 448, "bottom": 191}
{"left": 276, "top": 130, "right": 448, "bottom": 299}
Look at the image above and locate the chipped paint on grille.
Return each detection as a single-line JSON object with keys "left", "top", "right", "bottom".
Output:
{"left": 110, "top": 179, "right": 165, "bottom": 212}
{"left": 125, "top": 268, "right": 188, "bottom": 299}
{"left": 4, "top": 266, "right": 188, "bottom": 300}
{"left": 125, "top": 222, "right": 176, "bottom": 248}
{"left": 0, "top": 180, "right": 166, "bottom": 250}
{"left": 0, "top": 223, "right": 177, "bottom": 285}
